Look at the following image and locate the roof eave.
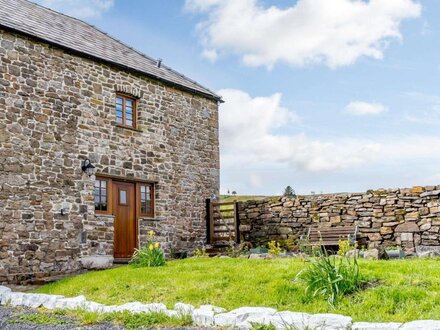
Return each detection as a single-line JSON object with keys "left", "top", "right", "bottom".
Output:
{"left": 0, "top": 24, "right": 223, "bottom": 103}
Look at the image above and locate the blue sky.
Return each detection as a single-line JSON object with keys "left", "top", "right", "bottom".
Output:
{"left": 34, "top": 0, "right": 440, "bottom": 195}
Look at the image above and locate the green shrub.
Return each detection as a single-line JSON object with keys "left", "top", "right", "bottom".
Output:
{"left": 130, "top": 230, "right": 166, "bottom": 267}
{"left": 295, "top": 251, "right": 363, "bottom": 305}
{"left": 268, "top": 240, "right": 282, "bottom": 256}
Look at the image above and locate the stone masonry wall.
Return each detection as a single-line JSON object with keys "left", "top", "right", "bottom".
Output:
{"left": 0, "top": 29, "right": 219, "bottom": 283}
{"left": 238, "top": 185, "right": 440, "bottom": 252}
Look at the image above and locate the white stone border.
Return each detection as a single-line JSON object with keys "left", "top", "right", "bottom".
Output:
{"left": 0, "top": 285, "right": 439, "bottom": 329}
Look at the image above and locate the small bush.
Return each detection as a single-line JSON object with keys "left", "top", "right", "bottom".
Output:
{"left": 268, "top": 241, "right": 282, "bottom": 256}
{"left": 193, "top": 246, "right": 208, "bottom": 257}
{"left": 295, "top": 250, "right": 363, "bottom": 305}
{"left": 130, "top": 230, "right": 166, "bottom": 267}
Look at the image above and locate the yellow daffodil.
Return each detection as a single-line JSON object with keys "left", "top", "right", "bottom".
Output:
{"left": 154, "top": 242, "right": 159, "bottom": 248}
{"left": 148, "top": 230, "right": 154, "bottom": 236}
{"left": 149, "top": 244, "right": 154, "bottom": 250}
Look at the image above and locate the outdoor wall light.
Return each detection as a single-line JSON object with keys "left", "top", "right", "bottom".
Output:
{"left": 61, "top": 201, "right": 70, "bottom": 215}
{"left": 81, "top": 158, "right": 96, "bottom": 177}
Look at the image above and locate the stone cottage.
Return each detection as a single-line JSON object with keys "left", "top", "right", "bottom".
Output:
{"left": 0, "top": 0, "right": 221, "bottom": 283}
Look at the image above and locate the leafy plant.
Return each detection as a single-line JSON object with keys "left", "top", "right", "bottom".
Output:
{"left": 337, "top": 239, "right": 358, "bottom": 257}
{"left": 193, "top": 246, "right": 209, "bottom": 258}
{"left": 130, "top": 230, "right": 166, "bottom": 267}
{"left": 268, "top": 241, "right": 282, "bottom": 256}
{"left": 295, "top": 249, "right": 363, "bottom": 305}
{"left": 280, "top": 237, "right": 297, "bottom": 252}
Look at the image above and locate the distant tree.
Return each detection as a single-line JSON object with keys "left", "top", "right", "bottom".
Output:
{"left": 227, "top": 189, "right": 230, "bottom": 195}
{"left": 283, "top": 186, "right": 295, "bottom": 197}
{"left": 231, "top": 191, "right": 237, "bottom": 196}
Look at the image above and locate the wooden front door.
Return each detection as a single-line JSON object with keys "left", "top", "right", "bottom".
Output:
{"left": 113, "top": 181, "right": 137, "bottom": 259}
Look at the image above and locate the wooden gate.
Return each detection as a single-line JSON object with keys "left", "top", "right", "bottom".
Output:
{"left": 206, "top": 200, "right": 240, "bottom": 245}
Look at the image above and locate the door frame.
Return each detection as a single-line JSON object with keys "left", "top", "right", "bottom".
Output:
{"left": 94, "top": 173, "right": 157, "bottom": 260}
{"left": 112, "top": 180, "right": 138, "bottom": 260}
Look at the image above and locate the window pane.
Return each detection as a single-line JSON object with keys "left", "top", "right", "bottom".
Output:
{"left": 126, "top": 113, "right": 133, "bottom": 120}
{"left": 116, "top": 97, "right": 123, "bottom": 104}
{"left": 116, "top": 104, "right": 123, "bottom": 111}
{"left": 95, "top": 195, "right": 100, "bottom": 203}
{"left": 116, "top": 117, "right": 123, "bottom": 124}
{"left": 95, "top": 203, "right": 100, "bottom": 210}
{"left": 126, "top": 99, "right": 133, "bottom": 107}
{"left": 101, "top": 203, "right": 107, "bottom": 211}
{"left": 95, "top": 180, "right": 100, "bottom": 188}
{"left": 101, "top": 180, "right": 106, "bottom": 188}
{"left": 126, "top": 120, "right": 133, "bottom": 127}
{"left": 141, "top": 186, "right": 145, "bottom": 194}
{"left": 120, "top": 190, "right": 127, "bottom": 204}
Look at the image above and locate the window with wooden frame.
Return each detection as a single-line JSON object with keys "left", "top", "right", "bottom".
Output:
{"left": 137, "top": 183, "right": 154, "bottom": 218}
{"left": 115, "top": 94, "right": 136, "bottom": 128}
{"left": 94, "top": 177, "right": 112, "bottom": 214}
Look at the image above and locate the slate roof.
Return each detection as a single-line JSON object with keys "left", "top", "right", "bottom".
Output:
{"left": 0, "top": 0, "right": 221, "bottom": 101}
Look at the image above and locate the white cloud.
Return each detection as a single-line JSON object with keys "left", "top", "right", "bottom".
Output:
{"left": 345, "top": 101, "right": 388, "bottom": 115}
{"left": 186, "top": 0, "right": 421, "bottom": 68}
{"left": 219, "top": 89, "right": 380, "bottom": 172}
{"left": 201, "top": 49, "right": 219, "bottom": 62}
{"left": 248, "top": 173, "right": 263, "bottom": 188}
{"left": 34, "top": 0, "right": 114, "bottom": 19}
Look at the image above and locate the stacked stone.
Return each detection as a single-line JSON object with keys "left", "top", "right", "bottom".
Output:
{"left": 0, "top": 29, "right": 219, "bottom": 283}
{"left": 238, "top": 185, "right": 440, "bottom": 252}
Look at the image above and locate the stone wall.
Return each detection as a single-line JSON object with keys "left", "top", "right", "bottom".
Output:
{"left": 238, "top": 185, "right": 440, "bottom": 252}
{"left": 0, "top": 28, "right": 219, "bottom": 283}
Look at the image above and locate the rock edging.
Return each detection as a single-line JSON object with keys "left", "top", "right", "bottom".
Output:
{"left": 1, "top": 286, "right": 439, "bottom": 329}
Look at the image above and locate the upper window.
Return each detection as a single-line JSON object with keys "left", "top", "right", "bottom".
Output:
{"left": 116, "top": 94, "right": 136, "bottom": 128}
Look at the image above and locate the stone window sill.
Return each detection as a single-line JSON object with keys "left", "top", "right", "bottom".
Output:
{"left": 139, "top": 217, "right": 161, "bottom": 222}
{"left": 114, "top": 124, "right": 143, "bottom": 133}
{"left": 95, "top": 213, "right": 115, "bottom": 218}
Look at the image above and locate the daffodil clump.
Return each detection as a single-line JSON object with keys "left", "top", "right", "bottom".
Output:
{"left": 129, "top": 230, "right": 166, "bottom": 267}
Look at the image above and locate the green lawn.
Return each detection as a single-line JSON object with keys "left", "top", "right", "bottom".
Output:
{"left": 35, "top": 258, "right": 440, "bottom": 322}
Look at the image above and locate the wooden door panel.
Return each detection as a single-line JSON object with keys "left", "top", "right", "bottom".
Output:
{"left": 113, "top": 181, "right": 136, "bottom": 259}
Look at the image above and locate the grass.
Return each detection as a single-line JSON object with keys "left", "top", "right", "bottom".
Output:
{"left": 220, "top": 195, "right": 279, "bottom": 203}
{"left": 8, "top": 312, "right": 71, "bottom": 325}
{"left": 35, "top": 258, "right": 440, "bottom": 323}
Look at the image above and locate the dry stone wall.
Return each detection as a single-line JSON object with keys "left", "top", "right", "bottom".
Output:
{"left": 0, "top": 29, "right": 219, "bottom": 283}
{"left": 238, "top": 185, "right": 440, "bottom": 252}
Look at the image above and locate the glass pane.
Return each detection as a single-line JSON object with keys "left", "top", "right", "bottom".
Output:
{"left": 101, "top": 203, "right": 107, "bottom": 211}
{"left": 126, "top": 99, "right": 133, "bottom": 107}
{"left": 102, "top": 196, "right": 106, "bottom": 203}
{"left": 102, "top": 189, "right": 106, "bottom": 196}
{"left": 116, "top": 104, "right": 123, "bottom": 111}
{"left": 141, "top": 186, "right": 145, "bottom": 194}
{"left": 141, "top": 192, "right": 146, "bottom": 201}
{"left": 101, "top": 180, "right": 106, "bottom": 188}
{"left": 95, "top": 203, "right": 100, "bottom": 210}
{"left": 126, "top": 113, "right": 133, "bottom": 120}
{"left": 95, "top": 180, "right": 100, "bottom": 188}
{"left": 95, "top": 196, "right": 100, "bottom": 203}
{"left": 116, "top": 117, "right": 123, "bottom": 124}
{"left": 126, "top": 120, "right": 133, "bottom": 127}
{"left": 116, "top": 97, "right": 123, "bottom": 104}
{"left": 94, "top": 188, "right": 100, "bottom": 196}
{"left": 120, "top": 190, "right": 127, "bottom": 204}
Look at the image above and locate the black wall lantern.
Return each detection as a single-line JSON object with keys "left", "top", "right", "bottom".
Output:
{"left": 81, "top": 158, "right": 96, "bottom": 177}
